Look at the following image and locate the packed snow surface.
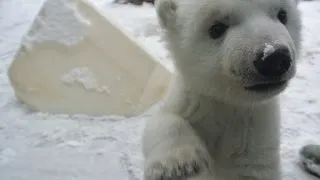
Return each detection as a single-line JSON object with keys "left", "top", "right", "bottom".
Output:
{"left": 22, "top": 0, "right": 91, "bottom": 49}
{"left": 0, "top": 0, "right": 320, "bottom": 180}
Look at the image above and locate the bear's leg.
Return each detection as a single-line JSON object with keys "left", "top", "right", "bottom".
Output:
{"left": 142, "top": 112, "right": 215, "bottom": 180}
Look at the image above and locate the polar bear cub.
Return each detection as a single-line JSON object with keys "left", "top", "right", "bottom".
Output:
{"left": 142, "top": 0, "right": 302, "bottom": 179}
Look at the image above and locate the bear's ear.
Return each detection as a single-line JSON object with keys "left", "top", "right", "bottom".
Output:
{"left": 155, "top": 0, "right": 177, "bottom": 29}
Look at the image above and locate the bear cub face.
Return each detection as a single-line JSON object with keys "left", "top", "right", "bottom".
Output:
{"left": 156, "top": 0, "right": 301, "bottom": 104}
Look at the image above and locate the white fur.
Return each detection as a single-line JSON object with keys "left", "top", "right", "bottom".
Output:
{"left": 142, "top": 0, "right": 302, "bottom": 179}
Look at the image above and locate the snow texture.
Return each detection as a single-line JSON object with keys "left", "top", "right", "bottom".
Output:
{"left": 262, "top": 43, "right": 275, "bottom": 60}
{"left": 61, "top": 67, "right": 111, "bottom": 93}
{"left": 22, "top": 0, "right": 91, "bottom": 50}
{"left": 0, "top": 0, "right": 319, "bottom": 180}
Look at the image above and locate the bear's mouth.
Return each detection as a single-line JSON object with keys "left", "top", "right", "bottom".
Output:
{"left": 245, "top": 80, "right": 288, "bottom": 91}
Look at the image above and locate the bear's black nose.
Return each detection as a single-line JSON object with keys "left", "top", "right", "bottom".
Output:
{"left": 254, "top": 47, "right": 292, "bottom": 77}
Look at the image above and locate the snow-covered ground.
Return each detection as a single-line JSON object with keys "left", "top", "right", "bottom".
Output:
{"left": 0, "top": 0, "right": 319, "bottom": 179}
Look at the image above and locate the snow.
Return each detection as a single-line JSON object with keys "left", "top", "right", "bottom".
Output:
{"left": 0, "top": 0, "right": 319, "bottom": 180}
{"left": 61, "top": 67, "right": 111, "bottom": 93}
{"left": 23, "top": 0, "right": 91, "bottom": 49}
{"left": 262, "top": 43, "right": 275, "bottom": 60}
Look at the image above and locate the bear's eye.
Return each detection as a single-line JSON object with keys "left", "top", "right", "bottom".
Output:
{"left": 209, "top": 22, "right": 229, "bottom": 39}
{"left": 277, "top": 9, "right": 287, "bottom": 24}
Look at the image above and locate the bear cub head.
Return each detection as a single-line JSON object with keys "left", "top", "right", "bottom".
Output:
{"left": 156, "top": 0, "right": 301, "bottom": 105}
